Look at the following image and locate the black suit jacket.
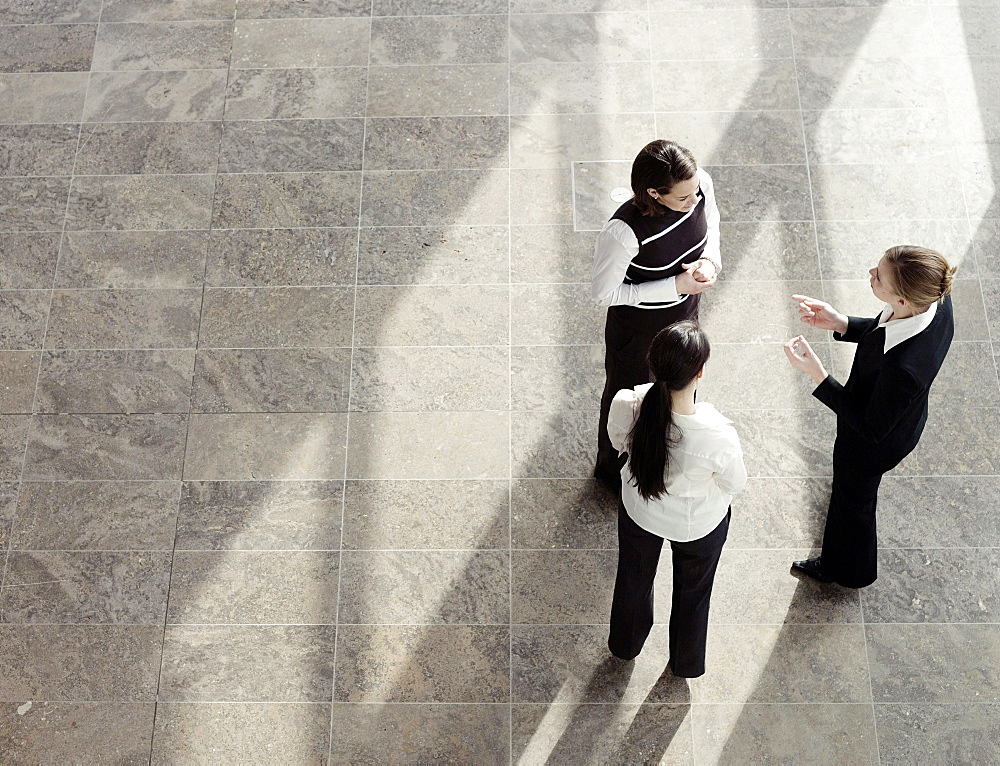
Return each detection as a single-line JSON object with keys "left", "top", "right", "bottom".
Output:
{"left": 813, "top": 296, "right": 954, "bottom": 463}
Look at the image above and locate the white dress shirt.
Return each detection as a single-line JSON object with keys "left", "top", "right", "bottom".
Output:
{"left": 875, "top": 299, "right": 939, "bottom": 353}
{"left": 591, "top": 167, "right": 722, "bottom": 308}
{"left": 608, "top": 383, "right": 747, "bottom": 542}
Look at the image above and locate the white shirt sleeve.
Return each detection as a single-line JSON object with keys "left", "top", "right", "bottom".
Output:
{"left": 713, "top": 431, "right": 747, "bottom": 497}
{"left": 698, "top": 167, "right": 721, "bottom": 269}
{"left": 591, "top": 219, "right": 681, "bottom": 307}
{"left": 607, "top": 387, "right": 641, "bottom": 454}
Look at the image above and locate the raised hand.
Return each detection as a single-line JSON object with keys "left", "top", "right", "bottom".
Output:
{"left": 783, "top": 335, "right": 828, "bottom": 384}
{"left": 791, "top": 294, "right": 848, "bottom": 334}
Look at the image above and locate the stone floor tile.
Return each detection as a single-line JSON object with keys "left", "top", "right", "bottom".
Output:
{"left": 371, "top": 15, "right": 507, "bottom": 65}
{"left": 192, "top": 347, "right": 350, "bottom": 413}
{"left": 167, "top": 551, "right": 339, "bottom": 624}
{"left": 510, "top": 284, "right": 604, "bottom": 346}
{"left": 350, "top": 346, "right": 509, "bottom": 411}
{"left": 23, "top": 414, "right": 188, "bottom": 481}
{"left": 0, "top": 72, "right": 88, "bottom": 124}
{"left": 0, "top": 177, "right": 71, "bottom": 231}
{"left": 74, "top": 122, "right": 223, "bottom": 175}
{"left": 0, "top": 415, "right": 29, "bottom": 480}
{"left": 66, "top": 175, "right": 215, "bottom": 231}
{"left": 365, "top": 116, "right": 509, "bottom": 170}
{"left": 225, "top": 66, "right": 366, "bottom": 120}
{"left": 730, "top": 409, "right": 836, "bottom": 478}
{"left": 0, "top": 481, "right": 19, "bottom": 550}
{"left": 212, "top": 172, "right": 361, "bottom": 228}
{"left": 184, "top": 413, "right": 348, "bottom": 480}
{"left": 981, "top": 279, "right": 1000, "bottom": 339}
{"left": 342, "top": 479, "right": 509, "bottom": 550}
{"left": 176, "top": 480, "right": 343, "bottom": 551}
{"left": 572, "top": 159, "right": 631, "bottom": 231}
{"left": 812, "top": 163, "right": 967, "bottom": 221}
{"left": 974, "top": 219, "right": 1000, "bottom": 278}
{"left": 0, "top": 350, "right": 38, "bottom": 414}
{"left": 198, "top": 286, "right": 354, "bottom": 348}
{"left": 331, "top": 703, "right": 509, "bottom": 765}
{"left": 796, "top": 57, "right": 947, "bottom": 111}
{"left": 0, "top": 702, "right": 154, "bottom": 764}
{"left": 691, "top": 624, "right": 871, "bottom": 703}
{"left": 879, "top": 476, "right": 1000, "bottom": 548}
{"left": 83, "top": 70, "right": 227, "bottom": 122}
{"left": 207, "top": 227, "right": 356, "bottom": 287}
{"left": 933, "top": 6, "right": 1000, "bottom": 57}
{"left": 346, "top": 411, "right": 509, "bottom": 480}
{"left": 789, "top": 7, "right": 933, "bottom": 59}
{"left": 0, "top": 0, "right": 101, "bottom": 23}
{"left": 334, "top": 625, "right": 510, "bottom": 702}
{"left": 958, "top": 160, "right": 1000, "bottom": 221}
{"left": 236, "top": 0, "right": 371, "bottom": 18}
{"left": 867, "top": 624, "right": 1000, "bottom": 703}
{"left": 353, "top": 285, "right": 509, "bottom": 346}
{"left": 45, "top": 289, "right": 202, "bottom": 349}
{"left": 861, "top": 548, "right": 1000, "bottom": 624}
{"left": 944, "top": 58, "right": 1000, "bottom": 111}
{"left": 511, "top": 167, "right": 574, "bottom": 225}
{"left": 510, "top": 112, "right": 655, "bottom": 170}
{"left": 358, "top": 225, "right": 509, "bottom": 285}
{"left": 361, "top": 169, "right": 509, "bottom": 226}
{"left": 511, "top": 410, "right": 598, "bottom": 479}
{"left": 692, "top": 703, "right": 878, "bottom": 764}
{"left": 717, "top": 221, "right": 821, "bottom": 282}
{"left": 0, "top": 233, "right": 61, "bottom": 289}
{"left": 101, "top": 0, "right": 237, "bottom": 22}
{"left": 511, "top": 625, "right": 687, "bottom": 704}
{"left": 92, "top": 21, "right": 232, "bottom": 71}
{"left": 0, "top": 24, "right": 96, "bottom": 74}
{"left": 511, "top": 478, "right": 617, "bottom": 550}
{"left": 511, "top": 345, "right": 604, "bottom": 411}
{"left": 151, "top": 703, "right": 329, "bottom": 765}
{"left": 803, "top": 108, "right": 955, "bottom": 165}
{"left": 511, "top": 61, "right": 652, "bottom": 115}
{"left": 699, "top": 279, "right": 827, "bottom": 344}
{"left": 510, "top": 225, "right": 594, "bottom": 284}
{"left": 650, "top": 9, "right": 792, "bottom": 60}
{"left": 725, "top": 477, "right": 829, "bottom": 549}
{"left": 699, "top": 342, "right": 830, "bottom": 410}
{"left": 219, "top": 118, "right": 364, "bottom": 173}
{"left": 159, "top": 625, "right": 336, "bottom": 702}
{"left": 659, "top": 111, "right": 807, "bottom": 166}
{"left": 231, "top": 18, "right": 370, "bottom": 68}
{"left": 512, "top": 549, "right": 615, "bottom": 624}
{"left": 651, "top": 59, "right": 799, "bottom": 112}
{"left": 11, "top": 481, "right": 179, "bottom": 550}
{"left": 375, "top": 0, "right": 507, "bottom": 13}
{"left": 893, "top": 406, "right": 1000, "bottom": 475}
{"left": 36, "top": 349, "right": 195, "bottom": 414}
{"left": 0, "top": 551, "right": 172, "bottom": 625}
{"left": 0, "top": 625, "right": 161, "bottom": 700}
{"left": 513, "top": 702, "right": 693, "bottom": 765}
{"left": 338, "top": 550, "right": 509, "bottom": 624}
{"left": 874, "top": 703, "right": 1000, "bottom": 763}
{"left": 0, "top": 124, "right": 79, "bottom": 177}
{"left": 57, "top": 231, "right": 209, "bottom": 289}
{"left": 515, "top": 0, "right": 645, "bottom": 9}
{"left": 367, "top": 64, "right": 509, "bottom": 117}
{"left": 510, "top": 12, "right": 649, "bottom": 64}
{"left": 706, "top": 164, "right": 813, "bottom": 222}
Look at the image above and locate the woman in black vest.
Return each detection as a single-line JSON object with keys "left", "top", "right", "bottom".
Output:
{"left": 592, "top": 140, "right": 721, "bottom": 490}
{"left": 783, "top": 245, "right": 956, "bottom": 588}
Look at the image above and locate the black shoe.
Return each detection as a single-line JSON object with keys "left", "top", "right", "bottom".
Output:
{"left": 791, "top": 556, "right": 835, "bottom": 583}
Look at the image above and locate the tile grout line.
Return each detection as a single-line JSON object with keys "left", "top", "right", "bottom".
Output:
{"left": 507, "top": 1, "right": 515, "bottom": 759}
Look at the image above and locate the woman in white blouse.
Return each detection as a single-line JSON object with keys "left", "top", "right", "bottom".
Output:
{"left": 607, "top": 321, "right": 746, "bottom": 676}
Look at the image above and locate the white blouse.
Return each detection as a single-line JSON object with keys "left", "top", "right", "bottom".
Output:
{"left": 608, "top": 383, "right": 747, "bottom": 542}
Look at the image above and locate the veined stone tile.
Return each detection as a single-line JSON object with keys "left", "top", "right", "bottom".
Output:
{"left": 789, "top": 7, "right": 933, "bottom": 59}
{"left": 365, "top": 116, "right": 509, "bottom": 170}
{"left": 698, "top": 279, "right": 827, "bottom": 344}
{"left": 0, "top": 350, "right": 39, "bottom": 414}
{"left": 83, "top": 70, "right": 227, "bottom": 122}
{"left": 212, "top": 172, "right": 361, "bottom": 229}
{"left": 57, "top": 231, "right": 209, "bottom": 289}
{"left": 510, "top": 478, "right": 617, "bottom": 550}
{"left": 651, "top": 59, "right": 799, "bottom": 112}
{"left": 879, "top": 476, "right": 1000, "bottom": 548}
{"left": 511, "top": 410, "right": 598, "bottom": 479}
{"left": 511, "top": 167, "right": 574, "bottom": 225}
{"left": 225, "top": 66, "right": 366, "bottom": 120}
{"left": 932, "top": 6, "right": 1000, "bottom": 57}
{"left": 0, "top": 551, "right": 172, "bottom": 625}
{"left": 207, "top": 227, "right": 357, "bottom": 287}
{"left": 730, "top": 409, "right": 836, "bottom": 478}
{"left": 716, "top": 221, "right": 820, "bottom": 282}
{"left": 159, "top": 625, "right": 336, "bottom": 702}
{"left": 184, "top": 413, "right": 348, "bottom": 480}
{"left": 796, "top": 57, "right": 947, "bottom": 111}
{"left": 512, "top": 549, "right": 616, "bottom": 624}
{"left": 510, "top": 61, "right": 652, "bottom": 115}
{"left": 218, "top": 119, "right": 364, "bottom": 173}
{"left": 510, "top": 12, "right": 649, "bottom": 64}
{"left": 11, "top": 480, "right": 180, "bottom": 550}
{"left": 725, "top": 477, "right": 829, "bottom": 549}
{"left": 658, "top": 111, "right": 806, "bottom": 166}
{"left": 0, "top": 415, "right": 29, "bottom": 480}
{"left": 510, "top": 113, "right": 654, "bottom": 170}
{"left": 803, "top": 108, "right": 955, "bottom": 165}
{"left": 811, "top": 164, "right": 967, "bottom": 221}
{"left": 36, "top": 349, "right": 195, "bottom": 414}
{"left": 699, "top": 342, "right": 830, "bottom": 410}
{"left": 0, "top": 177, "right": 71, "bottom": 231}
{"left": 0, "top": 481, "right": 18, "bottom": 550}
{"left": 231, "top": 18, "right": 370, "bottom": 68}
{"left": 510, "top": 225, "right": 595, "bottom": 284}
{"left": 342, "top": 479, "right": 509, "bottom": 550}
{"left": 0, "top": 625, "right": 161, "bottom": 701}
{"left": 73, "top": 122, "right": 223, "bottom": 175}
{"left": 0, "top": 702, "right": 154, "bottom": 764}
{"left": 510, "top": 345, "right": 605, "bottom": 411}
{"left": 375, "top": 0, "right": 507, "bottom": 12}
{"left": 572, "top": 158, "right": 632, "bottom": 232}
{"left": 0, "top": 24, "right": 96, "bottom": 74}
{"left": 92, "top": 21, "right": 232, "bottom": 71}
{"left": 510, "top": 284, "right": 604, "bottom": 346}
{"left": 66, "top": 175, "right": 215, "bottom": 231}
{"left": 22, "top": 414, "right": 188, "bottom": 480}
{"left": 0, "top": 72, "right": 88, "bottom": 124}
{"left": 236, "top": 0, "right": 371, "bottom": 18}
{"left": 0, "top": 124, "right": 79, "bottom": 176}
{"left": 0, "top": 0, "right": 101, "bottom": 23}
{"left": 893, "top": 405, "right": 1000, "bottom": 475}
{"left": 361, "top": 169, "right": 509, "bottom": 226}
{"left": 649, "top": 9, "right": 792, "bottom": 60}
{"left": 875, "top": 703, "right": 1000, "bottom": 763}
{"left": 367, "top": 64, "right": 508, "bottom": 117}
{"left": 176, "top": 480, "right": 343, "bottom": 551}
{"left": 101, "top": 0, "right": 237, "bottom": 21}
{"left": 514, "top": 0, "right": 645, "bottom": 9}
{"left": 0, "top": 232, "right": 61, "bottom": 289}
{"left": 371, "top": 15, "right": 507, "bottom": 65}
{"left": 706, "top": 164, "right": 813, "bottom": 223}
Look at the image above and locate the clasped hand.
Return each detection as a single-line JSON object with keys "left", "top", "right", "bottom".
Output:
{"left": 675, "top": 259, "right": 717, "bottom": 295}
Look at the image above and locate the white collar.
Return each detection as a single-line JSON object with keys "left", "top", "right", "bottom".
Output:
{"left": 876, "top": 299, "right": 938, "bottom": 353}
{"left": 635, "top": 385, "right": 732, "bottom": 429}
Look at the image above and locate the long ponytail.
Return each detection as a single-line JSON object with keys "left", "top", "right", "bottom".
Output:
{"left": 626, "top": 321, "right": 711, "bottom": 501}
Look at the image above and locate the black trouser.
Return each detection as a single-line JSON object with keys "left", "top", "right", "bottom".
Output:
{"left": 608, "top": 500, "right": 730, "bottom": 677}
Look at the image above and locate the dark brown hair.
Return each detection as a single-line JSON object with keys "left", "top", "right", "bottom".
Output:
{"left": 630, "top": 140, "right": 699, "bottom": 217}
{"left": 627, "top": 321, "right": 711, "bottom": 501}
{"left": 882, "top": 245, "right": 957, "bottom": 308}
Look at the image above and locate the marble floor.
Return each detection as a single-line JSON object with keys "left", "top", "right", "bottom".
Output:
{"left": 1, "top": 0, "right": 999, "bottom": 762}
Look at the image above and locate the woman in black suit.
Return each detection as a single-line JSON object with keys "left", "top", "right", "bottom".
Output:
{"left": 783, "top": 245, "right": 956, "bottom": 588}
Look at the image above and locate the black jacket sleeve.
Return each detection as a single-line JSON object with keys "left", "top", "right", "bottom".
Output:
{"left": 833, "top": 315, "right": 879, "bottom": 344}
{"left": 812, "top": 365, "right": 925, "bottom": 444}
